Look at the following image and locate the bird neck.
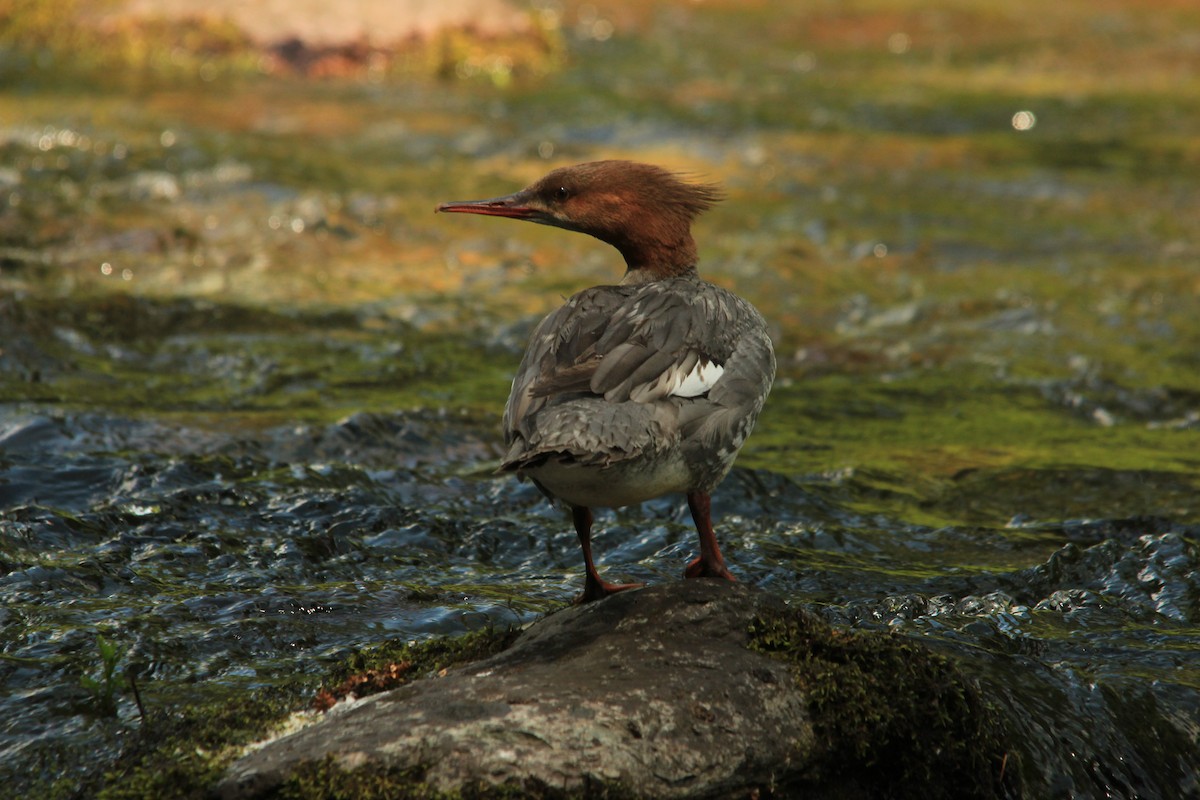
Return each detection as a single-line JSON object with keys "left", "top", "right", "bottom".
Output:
{"left": 612, "top": 229, "right": 699, "bottom": 283}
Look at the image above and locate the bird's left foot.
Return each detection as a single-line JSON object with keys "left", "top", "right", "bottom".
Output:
{"left": 684, "top": 557, "right": 736, "bottom": 582}
{"left": 575, "top": 576, "right": 643, "bottom": 604}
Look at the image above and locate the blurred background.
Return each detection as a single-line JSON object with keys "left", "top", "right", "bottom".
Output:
{"left": 2, "top": 0, "right": 1199, "bottom": 796}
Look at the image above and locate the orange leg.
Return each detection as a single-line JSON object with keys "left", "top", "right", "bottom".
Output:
{"left": 572, "top": 505, "right": 642, "bottom": 603}
{"left": 684, "top": 491, "right": 736, "bottom": 581}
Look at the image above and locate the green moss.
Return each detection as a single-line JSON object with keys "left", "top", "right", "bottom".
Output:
{"left": 269, "top": 755, "right": 639, "bottom": 800}
{"left": 271, "top": 758, "right": 439, "bottom": 800}
{"left": 747, "top": 608, "right": 1019, "bottom": 800}
{"left": 81, "top": 684, "right": 313, "bottom": 800}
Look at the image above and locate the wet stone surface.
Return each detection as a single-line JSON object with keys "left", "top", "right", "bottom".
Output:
{"left": 215, "top": 582, "right": 816, "bottom": 800}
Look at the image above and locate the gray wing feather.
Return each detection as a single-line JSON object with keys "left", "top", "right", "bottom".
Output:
{"left": 502, "top": 275, "right": 775, "bottom": 483}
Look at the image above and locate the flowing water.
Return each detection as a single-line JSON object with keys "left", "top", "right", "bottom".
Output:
{"left": 2, "top": 1, "right": 1199, "bottom": 797}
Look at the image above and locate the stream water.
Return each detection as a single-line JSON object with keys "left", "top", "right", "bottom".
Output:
{"left": 3, "top": 2, "right": 1199, "bottom": 798}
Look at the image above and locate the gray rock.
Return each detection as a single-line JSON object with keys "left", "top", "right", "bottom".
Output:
{"left": 215, "top": 581, "right": 813, "bottom": 799}
{"left": 214, "top": 579, "right": 1015, "bottom": 799}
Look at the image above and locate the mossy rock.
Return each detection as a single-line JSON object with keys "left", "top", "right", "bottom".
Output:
{"left": 748, "top": 607, "right": 1019, "bottom": 799}
{"left": 214, "top": 582, "right": 1019, "bottom": 800}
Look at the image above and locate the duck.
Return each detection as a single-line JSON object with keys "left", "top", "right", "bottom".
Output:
{"left": 437, "top": 160, "right": 775, "bottom": 602}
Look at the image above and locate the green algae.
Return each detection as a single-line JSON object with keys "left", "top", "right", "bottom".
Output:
{"left": 746, "top": 368, "right": 1200, "bottom": 530}
{"left": 0, "top": 292, "right": 513, "bottom": 422}
{"left": 747, "top": 608, "right": 1018, "bottom": 799}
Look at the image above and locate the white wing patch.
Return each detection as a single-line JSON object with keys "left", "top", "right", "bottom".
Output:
{"left": 669, "top": 359, "right": 724, "bottom": 398}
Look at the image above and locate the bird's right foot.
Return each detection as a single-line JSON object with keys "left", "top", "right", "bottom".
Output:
{"left": 684, "top": 556, "right": 737, "bottom": 582}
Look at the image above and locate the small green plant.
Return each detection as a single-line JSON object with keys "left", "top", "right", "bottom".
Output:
{"left": 80, "top": 633, "right": 124, "bottom": 717}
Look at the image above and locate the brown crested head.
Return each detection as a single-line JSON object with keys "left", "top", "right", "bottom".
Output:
{"left": 437, "top": 160, "right": 723, "bottom": 279}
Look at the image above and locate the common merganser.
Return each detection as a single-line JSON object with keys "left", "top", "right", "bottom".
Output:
{"left": 437, "top": 160, "right": 775, "bottom": 602}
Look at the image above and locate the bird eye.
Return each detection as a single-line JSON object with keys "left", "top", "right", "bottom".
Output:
{"left": 555, "top": 186, "right": 570, "bottom": 201}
